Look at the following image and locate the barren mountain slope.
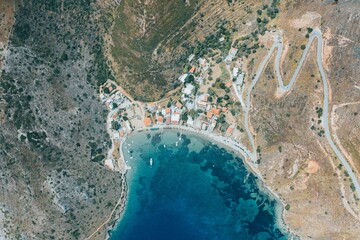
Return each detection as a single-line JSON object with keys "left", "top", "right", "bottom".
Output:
{"left": 245, "top": 0, "right": 360, "bottom": 238}
{"left": 0, "top": 1, "right": 123, "bottom": 239}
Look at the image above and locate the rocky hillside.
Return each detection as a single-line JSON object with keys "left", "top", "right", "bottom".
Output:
{"left": 0, "top": 1, "right": 123, "bottom": 239}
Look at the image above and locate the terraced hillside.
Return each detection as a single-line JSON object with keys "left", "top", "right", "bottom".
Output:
{"left": 106, "top": 0, "right": 278, "bottom": 101}
{"left": 108, "top": 0, "right": 198, "bottom": 101}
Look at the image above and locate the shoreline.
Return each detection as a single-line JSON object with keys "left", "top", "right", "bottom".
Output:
{"left": 112, "top": 125, "right": 297, "bottom": 239}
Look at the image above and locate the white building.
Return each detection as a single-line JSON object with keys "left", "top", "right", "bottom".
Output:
{"left": 125, "top": 121, "right": 132, "bottom": 132}
{"left": 183, "top": 83, "right": 195, "bottom": 95}
{"left": 187, "top": 116, "right": 194, "bottom": 126}
{"left": 208, "top": 119, "right": 217, "bottom": 132}
{"left": 104, "top": 159, "right": 115, "bottom": 171}
{"left": 236, "top": 73, "right": 245, "bottom": 86}
{"left": 113, "top": 131, "right": 120, "bottom": 140}
{"left": 225, "top": 47, "right": 238, "bottom": 62}
{"left": 161, "top": 108, "right": 166, "bottom": 116}
{"left": 185, "top": 101, "right": 195, "bottom": 110}
{"left": 188, "top": 54, "right": 195, "bottom": 62}
{"left": 233, "top": 67, "right": 239, "bottom": 77}
{"left": 194, "top": 119, "right": 202, "bottom": 130}
{"left": 179, "top": 74, "right": 188, "bottom": 83}
{"left": 171, "top": 112, "right": 180, "bottom": 124}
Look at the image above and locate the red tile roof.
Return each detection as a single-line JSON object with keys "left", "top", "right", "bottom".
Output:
{"left": 176, "top": 101, "right": 183, "bottom": 109}
{"left": 144, "top": 117, "right": 152, "bottom": 126}
{"left": 211, "top": 108, "right": 221, "bottom": 116}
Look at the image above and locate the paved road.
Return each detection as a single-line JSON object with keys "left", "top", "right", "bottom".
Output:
{"left": 238, "top": 28, "right": 360, "bottom": 198}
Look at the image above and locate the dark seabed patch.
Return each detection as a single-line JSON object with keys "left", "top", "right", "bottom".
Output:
{"left": 110, "top": 131, "right": 288, "bottom": 240}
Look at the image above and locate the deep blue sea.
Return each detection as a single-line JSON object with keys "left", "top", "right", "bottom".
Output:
{"left": 110, "top": 130, "right": 288, "bottom": 240}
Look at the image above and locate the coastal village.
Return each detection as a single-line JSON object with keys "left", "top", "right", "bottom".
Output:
{"left": 100, "top": 46, "right": 250, "bottom": 172}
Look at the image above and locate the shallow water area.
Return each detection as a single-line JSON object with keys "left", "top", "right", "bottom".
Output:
{"left": 110, "top": 130, "right": 288, "bottom": 240}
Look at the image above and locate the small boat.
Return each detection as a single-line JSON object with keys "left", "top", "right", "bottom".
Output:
{"left": 163, "top": 144, "right": 166, "bottom": 148}
{"left": 175, "top": 141, "right": 178, "bottom": 147}
{"left": 149, "top": 158, "right": 153, "bottom": 167}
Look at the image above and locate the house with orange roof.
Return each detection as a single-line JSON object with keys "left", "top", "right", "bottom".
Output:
{"left": 225, "top": 82, "right": 232, "bottom": 88}
{"left": 226, "top": 126, "right": 234, "bottom": 136}
{"left": 157, "top": 116, "right": 164, "bottom": 124}
{"left": 119, "top": 131, "right": 125, "bottom": 137}
{"left": 148, "top": 102, "right": 157, "bottom": 112}
{"left": 206, "top": 111, "right": 213, "bottom": 119}
{"left": 144, "top": 117, "right": 152, "bottom": 127}
{"left": 189, "top": 66, "right": 196, "bottom": 74}
{"left": 165, "top": 108, "right": 171, "bottom": 115}
{"left": 211, "top": 108, "right": 221, "bottom": 116}
{"left": 176, "top": 101, "right": 183, "bottom": 109}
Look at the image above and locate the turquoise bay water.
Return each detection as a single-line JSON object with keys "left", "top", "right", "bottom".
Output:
{"left": 110, "top": 130, "right": 288, "bottom": 240}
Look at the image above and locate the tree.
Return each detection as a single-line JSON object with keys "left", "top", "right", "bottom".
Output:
{"left": 217, "top": 114, "right": 226, "bottom": 124}
{"left": 181, "top": 112, "right": 188, "bottom": 121}
{"left": 208, "top": 88, "right": 216, "bottom": 96}
{"left": 189, "top": 109, "right": 197, "bottom": 118}
{"left": 60, "top": 52, "right": 68, "bottom": 62}
{"left": 300, "top": 45, "right": 306, "bottom": 50}
{"left": 111, "top": 121, "right": 120, "bottom": 130}
{"left": 185, "top": 74, "right": 195, "bottom": 84}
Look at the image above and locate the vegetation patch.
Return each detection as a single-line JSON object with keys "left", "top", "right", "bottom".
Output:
{"left": 110, "top": 0, "right": 198, "bottom": 101}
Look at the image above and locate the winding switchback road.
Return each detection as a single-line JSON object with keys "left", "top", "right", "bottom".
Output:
{"left": 239, "top": 28, "right": 360, "bottom": 198}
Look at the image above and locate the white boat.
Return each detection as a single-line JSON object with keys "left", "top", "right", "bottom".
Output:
{"left": 150, "top": 158, "right": 153, "bottom": 167}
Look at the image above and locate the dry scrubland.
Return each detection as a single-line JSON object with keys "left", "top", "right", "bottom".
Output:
{"left": 247, "top": 0, "right": 360, "bottom": 238}
{"left": 0, "top": 1, "right": 123, "bottom": 239}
